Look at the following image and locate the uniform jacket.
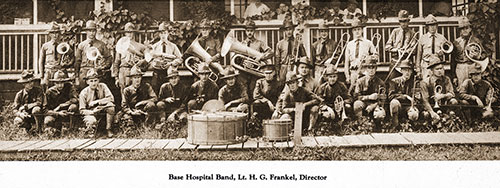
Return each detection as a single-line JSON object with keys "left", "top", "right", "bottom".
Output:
{"left": 150, "top": 40, "right": 182, "bottom": 70}
{"left": 79, "top": 83, "right": 115, "bottom": 111}
{"left": 354, "top": 76, "right": 385, "bottom": 101}
{"left": 218, "top": 82, "right": 249, "bottom": 104}
{"left": 45, "top": 83, "right": 79, "bottom": 110}
{"left": 275, "top": 37, "right": 307, "bottom": 65}
{"left": 242, "top": 37, "right": 273, "bottom": 60}
{"left": 189, "top": 80, "right": 219, "bottom": 102}
{"left": 418, "top": 32, "right": 447, "bottom": 62}
{"left": 39, "top": 40, "right": 62, "bottom": 70}
{"left": 14, "top": 87, "right": 43, "bottom": 110}
{"left": 112, "top": 37, "right": 144, "bottom": 77}
{"left": 159, "top": 82, "right": 189, "bottom": 109}
{"left": 253, "top": 78, "right": 284, "bottom": 104}
{"left": 344, "top": 38, "right": 377, "bottom": 77}
{"left": 312, "top": 38, "right": 337, "bottom": 65}
{"left": 388, "top": 76, "right": 414, "bottom": 101}
{"left": 276, "top": 87, "right": 319, "bottom": 110}
{"left": 420, "top": 75, "right": 455, "bottom": 111}
{"left": 316, "top": 81, "right": 351, "bottom": 107}
{"left": 385, "top": 27, "right": 416, "bottom": 52}
{"left": 459, "top": 79, "right": 493, "bottom": 104}
{"left": 121, "top": 83, "right": 157, "bottom": 113}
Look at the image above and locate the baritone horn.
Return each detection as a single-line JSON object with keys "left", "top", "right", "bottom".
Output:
{"left": 57, "top": 42, "right": 71, "bottom": 65}
{"left": 221, "top": 35, "right": 269, "bottom": 77}
{"left": 441, "top": 40, "right": 454, "bottom": 54}
{"left": 86, "top": 47, "right": 101, "bottom": 67}
{"left": 184, "top": 38, "right": 219, "bottom": 82}
{"left": 465, "top": 42, "right": 489, "bottom": 72}
{"left": 334, "top": 96, "right": 348, "bottom": 121}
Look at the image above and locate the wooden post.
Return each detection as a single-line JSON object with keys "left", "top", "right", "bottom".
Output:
{"left": 293, "top": 102, "right": 305, "bottom": 146}
{"left": 170, "top": 0, "right": 174, "bottom": 21}
{"left": 230, "top": 0, "right": 235, "bottom": 15}
{"left": 33, "top": 0, "right": 38, "bottom": 24}
{"left": 418, "top": 0, "right": 423, "bottom": 18}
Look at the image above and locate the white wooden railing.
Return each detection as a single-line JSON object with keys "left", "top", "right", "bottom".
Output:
{"left": 0, "top": 17, "right": 464, "bottom": 80}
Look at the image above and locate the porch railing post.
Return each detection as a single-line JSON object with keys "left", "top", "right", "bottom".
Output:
{"left": 33, "top": 33, "right": 39, "bottom": 76}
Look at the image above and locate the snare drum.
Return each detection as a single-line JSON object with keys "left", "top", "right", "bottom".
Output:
{"left": 187, "top": 111, "right": 247, "bottom": 145}
{"left": 263, "top": 119, "right": 292, "bottom": 141}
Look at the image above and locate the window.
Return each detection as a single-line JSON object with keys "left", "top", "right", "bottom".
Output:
{"left": 175, "top": 0, "right": 225, "bottom": 21}
{"left": 118, "top": 0, "right": 170, "bottom": 21}
{"left": 0, "top": 0, "right": 33, "bottom": 24}
{"left": 38, "top": 0, "right": 94, "bottom": 23}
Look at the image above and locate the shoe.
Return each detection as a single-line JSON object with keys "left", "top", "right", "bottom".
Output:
{"left": 106, "top": 130, "right": 114, "bottom": 138}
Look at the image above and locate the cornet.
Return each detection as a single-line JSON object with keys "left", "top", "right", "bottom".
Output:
{"left": 465, "top": 42, "right": 489, "bottom": 72}
{"left": 184, "top": 38, "right": 219, "bottom": 82}
{"left": 334, "top": 96, "right": 348, "bottom": 121}
{"left": 441, "top": 40, "right": 454, "bottom": 54}
{"left": 433, "top": 85, "right": 442, "bottom": 109}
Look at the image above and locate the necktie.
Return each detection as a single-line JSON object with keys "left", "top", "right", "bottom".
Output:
{"left": 54, "top": 42, "right": 58, "bottom": 61}
{"left": 247, "top": 40, "right": 251, "bottom": 47}
{"left": 355, "top": 39, "right": 360, "bottom": 58}
{"left": 431, "top": 35, "right": 435, "bottom": 54}
{"left": 94, "top": 89, "right": 99, "bottom": 101}
{"left": 287, "top": 39, "right": 292, "bottom": 58}
{"left": 401, "top": 30, "right": 406, "bottom": 47}
{"left": 163, "top": 43, "right": 167, "bottom": 53}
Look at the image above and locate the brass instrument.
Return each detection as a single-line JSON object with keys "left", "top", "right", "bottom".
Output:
{"left": 221, "top": 35, "right": 270, "bottom": 77}
{"left": 441, "top": 40, "right": 454, "bottom": 54}
{"left": 116, "top": 36, "right": 147, "bottom": 57}
{"left": 334, "top": 96, "right": 348, "bottom": 121}
{"left": 385, "top": 32, "right": 420, "bottom": 82}
{"left": 408, "top": 80, "right": 420, "bottom": 121}
{"left": 184, "top": 38, "right": 219, "bottom": 82}
{"left": 56, "top": 42, "right": 71, "bottom": 66}
{"left": 372, "top": 33, "right": 382, "bottom": 54}
{"left": 433, "top": 85, "right": 442, "bottom": 109}
{"left": 482, "top": 88, "right": 495, "bottom": 118}
{"left": 373, "top": 87, "right": 386, "bottom": 120}
{"left": 86, "top": 46, "right": 101, "bottom": 68}
{"left": 319, "top": 33, "right": 350, "bottom": 81}
{"left": 347, "top": 34, "right": 381, "bottom": 94}
{"left": 465, "top": 42, "right": 489, "bottom": 72}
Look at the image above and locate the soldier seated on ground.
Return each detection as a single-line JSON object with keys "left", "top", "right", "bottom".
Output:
{"left": 187, "top": 63, "right": 219, "bottom": 112}
{"left": 44, "top": 70, "right": 79, "bottom": 136}
{"left": 13, "top": 71, "right": 43, "bottom": 134}
{"left": 353, "top": 57, "right": 386, "bottom": 120}
{"left": 272, "top": 72, "right": 320, "bottom": 133}
{"left": 120, "top": 66, "right": 158, "bottom": 127}
{"left": 253, "top": 64, "right": 284, "bottom": 120}
{"left": 79, "top": 69, "right": 115, "bottom": 138}
{"left": 218, "top": 67, "right": 249, "bottom": 113}
{"left": 157, "top": 68, "right": 188, "bottom": 125}
{"left": 388, "top": 59, "right": 420, "bottom": 129}
{"left": 459, "top": 65, "right": 495, "bottom": 122}
{"left": 313, "top": 64, "right": 351, "bottom": 130}
{"left": 420, "top": 55, "right": 458, "bottom": 126}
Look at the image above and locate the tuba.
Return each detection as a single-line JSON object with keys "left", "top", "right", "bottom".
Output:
{"left": 57, "top": 42, "right": 71, "bottom": 66}
{"left": 441, "top": 40, "right": 454, "bottom": 54}
{"left": 221, "top": 35, "right": 269, "bottom": 77}
{"left": 465, "top": 42, "right": 489, "bottom": 72}
{"left": 334, "top": 96, "right": 348, "bottom": 121}
{"left": 184, "top": 38, "right": 219, "bottom": 82}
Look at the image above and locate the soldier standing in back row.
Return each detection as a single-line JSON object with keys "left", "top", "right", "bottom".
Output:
{"left": 75, "top": 20, "right": 112, "bottom": 90}
{"left": 312, "top": 21, "right": 337, "bottom": 82}
{"left": 39, "top": 23, "right": 61, "bottom": 88}
{"left": 275, "top": 19, "right": 306, "bottom": 82}
{"left": 416, "top": 14, "right": 449, "bottom": 79}
{"left": 197, "top": 19, "right": 225, "bottom": 75}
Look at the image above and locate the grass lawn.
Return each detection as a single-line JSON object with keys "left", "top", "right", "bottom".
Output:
{"left": 2, "top": 145, "right": 500, "bottom": 160}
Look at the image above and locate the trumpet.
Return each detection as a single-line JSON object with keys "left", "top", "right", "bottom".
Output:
{"left": 334, "top": 96, "right": 348, "bottom": 121}
{"left": 441, "top": 40, "right": 454, "bottom": 54}
{"left": 465, "top": 42, "right": 489, "bottom": 72}
{"left": 184, "top": 38, "right": 219, "bottom": 82}
{"left": 86, "top": 46, "right": 101, "bottom": 68}
{"left": 433, "top": 85, "right": 442, "bottom": 109}
{"left": 221, "top": 35, "right": 270, "bottom": 77}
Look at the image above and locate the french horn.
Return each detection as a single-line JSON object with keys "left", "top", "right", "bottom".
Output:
{"left": 441, "top": 40, "right": 454, "bottom": 54}
{"left": 465, "top": 42, "right": 489, "bottom": 72}
{"left": 184, "top": 38, "right": 219, "bottom": 82}
{"left": 221, "top": 35, "right": 270, "bottom": 77}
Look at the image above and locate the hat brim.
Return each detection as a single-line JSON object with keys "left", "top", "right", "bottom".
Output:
{"left": 286, "top": 78, "right": 300, "bottom": 83}
{"left": 427, "top": 61, "right": 445, "bottom": 69}
{"left": 198, "top": 70, "right": 211, "bottom": 74}
{"left": 127, "top": 73, "right": 144, "bottom": 77}
{"left": 49, "top": 78, "right": 71, "bottom": 82}
{"left": 294, "top": 61, "right": 313, "bottom": 68}
{"left": 398, "top": 18, "right": 410, "bottom": 22}
{"left": 167, "top": 73, "right": 180, "bottom": 78}
{"left": 221, "top": 73, "right": 239, "bottom": 80}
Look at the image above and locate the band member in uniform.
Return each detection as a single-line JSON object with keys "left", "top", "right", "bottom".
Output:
{"left": 385, "top": 10, "right": 416, "bottom": 79}
{"left": 218, "top": 67, "right": 249, "bottom": 113}
{"left": 273, "top": 72, "right": 320, "bottom": 132}
{"left": 388, "top": 60, "right": 417, "bottom": 128}
{"left": 459, "top": 65, "right": 495, "bottom": 122}
{"left": 353, "top": 57, "right": 385, "bottom": 119}
{"left": 312, "top": 21, "right": 337, "bottom": 81}
{"left": 112, "top": 22, "right": 147, "bottom": 92}
{"left": 240, "top": 20, "right": 274, "bottom": 97}
{"left": 420, "top": 55, "right": 458, "bottom": 125}
{"left": 187, "top": 63, "right": 219, "bottom": 112}
{"left": 452, "top": 17, "right": 487, "bottom": 86}
{"left": 13, "top": 71, "right": 43, "bottom": 133}
{"left": 75, "top": 20, "right": 113, "bottom": 90}
{"left": 345, "top": 18, "right": 378, "bottom": 88}
{"left": 417, "top": 14, "right": 448, "bottom": 79}
{"left": 149, "top": 22, "right": 183, "bottom": 94}
{"left": 275, "top": 20, "right": 306, "bottom": 82}
{"left": 313, "top": 64, "right": 351, "bottom": 130}
{"left": 197, "top": 19, "right": 224, "bottom": 74}
{"left": 79, "top": 69, "right": 115, "bottom": 138}
{"left": 44, "top": 70, "right": 79, "bottom": 136}
{"left": 39, "top": 23, "right": 61, "bottom": 88}
{"left": 157, "top": 68, "right": 189, "bottom": 124}
{"left": 295, "top": 56, "right": 319, "bottom": 93}
{"left": 253, "top": 64, "right": 284, "bottom": 120}
{"left": 121, "top": 66, "right": 158, "bottom": 126}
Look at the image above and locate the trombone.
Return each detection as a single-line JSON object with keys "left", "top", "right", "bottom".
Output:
{"left": 385, "top": 32, "right": 420, "bottom": 82}
{"left": 319, "top": 33, "right": 350, "bottom": 80}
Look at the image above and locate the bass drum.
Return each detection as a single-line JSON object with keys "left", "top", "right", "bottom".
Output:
{"left": 263, "top": 119, "right": 292, "bottom": 141}
{"left": 187, "top": 111, "right": 246, "bottom": 145}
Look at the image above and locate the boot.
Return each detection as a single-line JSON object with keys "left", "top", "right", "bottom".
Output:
{"left": 106, "top": 113, "right": 114, "bottom": 138}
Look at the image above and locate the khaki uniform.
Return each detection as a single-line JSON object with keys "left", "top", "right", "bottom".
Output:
{"left": 420, "top": 75, "right": 458, "bottom": 118}
{"left": 75, "top": 39, "right": 112, "bottom": 89}
{"left": 39, "top": 40, "right": 61, "bottom": 85}
{"left": 315, "top": 81, "right": 351, "bottom": 120}
{"left": 240, "top": 38, "right": 273, "bottom": 98}
{"left": 187, "top": 80, "right": 219, "bottom": 112}
{"left": 218, "top": 82, "right": 249, "bottom": 112}
{"left": 253, "top": 78, "right": 285, "bottom": 119}
{"left": 275, "top": 87, "right": 320, "bottom": 130}
{"left": 157, "top": 82, "right": 189, "bottom": 121}
{"left": 417, "top": 32, "right": 447, "bottom": 78}
{"left": 13, "top": 87, "right": 43, "bottom": 131}
{"left": 275, "top": 38, "right": 307, "bottom": 81}
{"left": 112, "top": 37, "right": 146, "bottom": 91}
{"left": 353, "top": 76, "right": 385, "bottom": 117}
{"left": 312, "top": 38, "right": 337, "bottom": 81}
{"left": 79, "top": 83, "right": 115, "bottom": 129}
{"left": 121, "top": 83, "right": 157, "bottom": 124}
{"left": 344, "top": 38, "right": 378, "bottom": 86}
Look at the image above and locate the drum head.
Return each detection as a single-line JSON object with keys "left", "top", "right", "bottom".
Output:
{"left": 202, "top": 99, "right": 225, "bottom": 112}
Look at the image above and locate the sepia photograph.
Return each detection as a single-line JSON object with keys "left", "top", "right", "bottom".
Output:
{"left": 1, "top": 0, "right": 500, "bottom": 185}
